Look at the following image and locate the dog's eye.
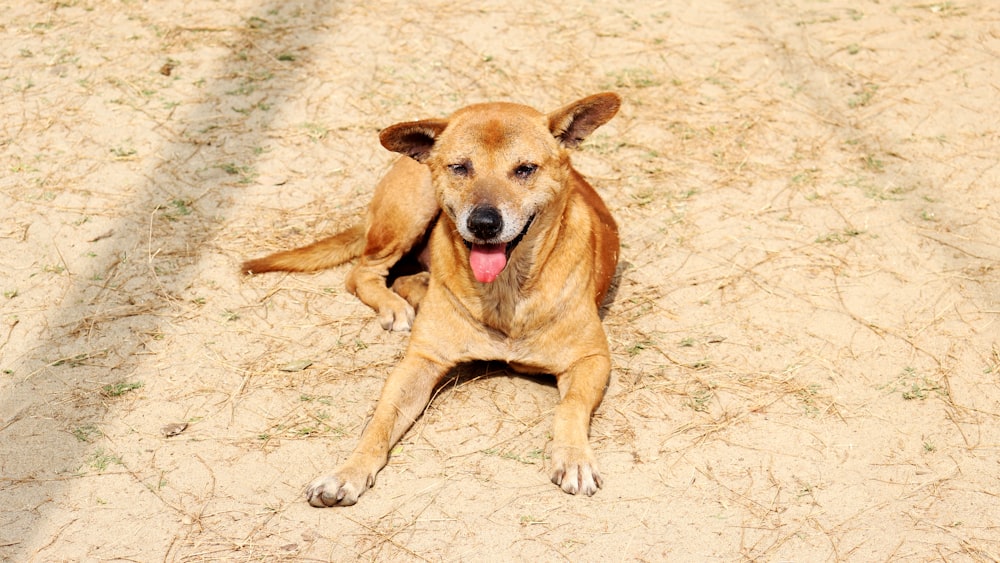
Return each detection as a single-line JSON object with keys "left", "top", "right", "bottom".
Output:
{"left": 448, "top": 163, "right": 470, "bottom": 176}
{"left": 514, "top": 163, "right": 538, "bottom": 179}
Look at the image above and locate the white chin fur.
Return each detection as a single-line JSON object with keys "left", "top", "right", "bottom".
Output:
{"left": 456, "top": 204, "right": 529, "bottom": 244}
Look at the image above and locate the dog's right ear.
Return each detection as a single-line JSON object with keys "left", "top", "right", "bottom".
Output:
{"left": 379, "top": 119, "right": 449, "bottom": 162}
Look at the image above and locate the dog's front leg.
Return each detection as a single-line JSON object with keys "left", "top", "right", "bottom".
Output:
{"left": 549, "top": 353, "right": 611, "bottom": 496}
{"left": 306, "top": 353, "right": 450, "bottom": 507}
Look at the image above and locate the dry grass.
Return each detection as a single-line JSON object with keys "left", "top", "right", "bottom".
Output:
{"left": 1, "top": 0, "right": 999, "bottom": 560}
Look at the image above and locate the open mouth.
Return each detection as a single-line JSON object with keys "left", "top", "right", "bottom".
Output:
{"left": 464, "top": 215, "right": 534, "bottom": 283}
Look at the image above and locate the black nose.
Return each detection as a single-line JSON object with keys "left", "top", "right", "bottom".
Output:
{"left": 467, "top": 205, "right": 503, "bottom": 240}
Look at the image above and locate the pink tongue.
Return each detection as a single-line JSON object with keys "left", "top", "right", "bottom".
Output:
{"left": 469, "top": 244, "right": 507, "bottom": 283}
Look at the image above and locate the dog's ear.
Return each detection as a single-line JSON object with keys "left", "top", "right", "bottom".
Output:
{"left": 379, "top": 119, "right": 449, "bottom": 162}
{"left": 548, "top": 93, "right": 621, "bottom": 149}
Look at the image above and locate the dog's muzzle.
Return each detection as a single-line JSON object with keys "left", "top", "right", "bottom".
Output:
{"left": 463, "top": 208, "right": 534, "bottom": 283}
{"left": 467, "top": 205, "right": 504, "bottom": 241}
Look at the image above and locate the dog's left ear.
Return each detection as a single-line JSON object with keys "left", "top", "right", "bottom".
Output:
{"left": 548, "top": 92, "right": 621, "bottom": 149}
{"left": 380, "top": 119, "right": 449, "bottom": 162}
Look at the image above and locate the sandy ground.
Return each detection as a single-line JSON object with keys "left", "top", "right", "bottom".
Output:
{"left": 2, "top": 0, "right": 999, "bottom": 560}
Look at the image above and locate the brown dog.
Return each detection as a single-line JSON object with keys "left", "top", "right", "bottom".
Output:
{"left": 243, "top": 92, "right": 621, "bottom": 506}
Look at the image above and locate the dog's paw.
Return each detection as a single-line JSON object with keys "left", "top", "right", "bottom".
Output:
{"left": 549, "top": 444, "right": 603, "bottom": 496}
{"left": 391, "top": 272, "right": 430, "bottom": 310}
{"left": 377, "top": 299, "right": 416, "bottom": 332}
{"left": 305, "top": 469, "right": 373, "bottom": 507}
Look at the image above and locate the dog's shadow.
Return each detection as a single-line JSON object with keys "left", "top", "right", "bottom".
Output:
{"left": 599, "top": 260, "right": 630, "bottom": 320}
{"left": 433, "top": 360, "right": 560, "bottom": 404}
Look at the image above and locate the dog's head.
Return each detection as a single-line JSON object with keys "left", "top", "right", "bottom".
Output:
{"left": 379, "top": 93, "right": 620, "bottom": 283}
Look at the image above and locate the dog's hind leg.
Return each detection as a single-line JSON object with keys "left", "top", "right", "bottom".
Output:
{"left": 391, "top": 272, "right": 430, "bottom": 310}
{"left": 347, "top": 158, "right": 438, "bottom": 331}
{"left": 347, "top": 263, "right": 418, "bottom": 331}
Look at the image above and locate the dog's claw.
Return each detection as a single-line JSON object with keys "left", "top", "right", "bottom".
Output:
{"left": 305, "top": 472, "right": 370, "bottom": 507}
{"left": 377, "top": 302, "right": 415, "bottom": 332}
{"left": 549, "top": 445, "right": 603, "bottom": 496}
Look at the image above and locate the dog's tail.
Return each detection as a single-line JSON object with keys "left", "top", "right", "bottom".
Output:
{"left": 242, "top": 223, "right": 366, "bottom": 274}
